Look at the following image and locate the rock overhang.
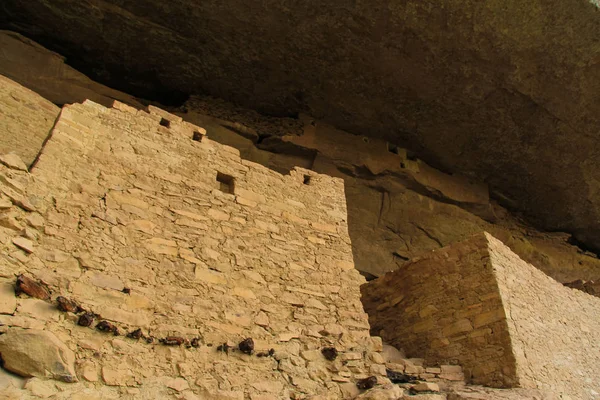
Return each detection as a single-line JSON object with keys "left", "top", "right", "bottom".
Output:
{"left": 1, "top": 0, "right": 600, "bottom": 251}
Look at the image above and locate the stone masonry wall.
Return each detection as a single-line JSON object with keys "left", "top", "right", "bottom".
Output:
{"left": 0, "top": 96, "right": 386, "bottom": 399}
{"left": 361, "top": 233, "right": 518, "bottom": 388}
{"left": 488, "top": 234, "right": 600, "bottom": 399}
{"left": 0, "top": 74, "right": 59, "bottom": 167}
{"left": 362, "top": 232, "right": 600, "bottom": 399}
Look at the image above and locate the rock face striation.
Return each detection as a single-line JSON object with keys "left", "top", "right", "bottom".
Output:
{"left": 178, "top": 98, "right": 600, "bottom": 283}
{"left": 1, "top": 0, "right": 600, "bottom": 253}
{"left": 0, "top": 31, "right": 144, "bottom": 109}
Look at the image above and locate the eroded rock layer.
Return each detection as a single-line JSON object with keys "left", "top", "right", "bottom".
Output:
{"left": 1, "top": 0, "right": 600, "bottom": 253}
{"left": 177, "top": 98, "right": 600, "bottom": 282}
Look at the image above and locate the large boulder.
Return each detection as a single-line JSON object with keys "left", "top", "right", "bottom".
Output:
{"left": 0, "top": 328, "right": 77, "bottom": 382}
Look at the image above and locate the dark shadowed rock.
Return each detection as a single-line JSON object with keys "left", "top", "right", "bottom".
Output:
{"left": 1, "top": 0, "right": 599, "bottom": 253}
{"left": 96, "top": 320, "right": 118, "bottom": 335}
{"left": 387, "top": 369, "right": 418, "bottom": 384}
{"left": 55, "top": 296, "right": 81, "bottom": 313}
{"left": 321, "top": 347, "right": 338, "bottom": 361}
{"left": 563, "top": 279, "right": 600, "bottom": 298}
{"left": 238, "top": 338, "right": 254, "bottom": 355}
{"left": 77, "top": 312, "right": 94, "bottom": 327}
{"left": 216, "top": 343, "right": 231, "bottom": 353}
{"left": 357, "top": 376, "right": 378, "bottom": 390}
{"left": 160, "top": 337, "right": 186, "bottom": 346}
{"left": 15, "top": 274, "right": 50, "bottom": 301}
{"left": 126, "top": 328, "right": 143, "bottom": 340}
{"left": 0, "top": 30, "right": 144, "bottom": 109}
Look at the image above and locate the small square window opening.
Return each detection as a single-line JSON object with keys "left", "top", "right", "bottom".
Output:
{"left": 216, "top": 172, "right": 235, "bottom": 194}
{"left": 387, "top": 143, "right": 400, "bottom": 155}
{"left": 192, "top": 131, "right": 203, "bottom": 142}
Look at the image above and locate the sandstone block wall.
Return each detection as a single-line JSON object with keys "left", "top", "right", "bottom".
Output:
{"left": 361, "top": 233, "right": 517, "bottom": 388}
{"left": 488, "top": 235, "right": 600, "bottom": 399}
{"left": 361, "top": 232, "right": 600, "bottom": 399}
{"left": 0, "top": 74, "right": 59, "bottom": 167}
{"left": 0, "top": 93, "right": 385, "bottom": 399}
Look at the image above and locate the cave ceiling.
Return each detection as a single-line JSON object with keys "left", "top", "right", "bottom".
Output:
{"left": 1, "top": 0, "right": 600, "bottom": 250}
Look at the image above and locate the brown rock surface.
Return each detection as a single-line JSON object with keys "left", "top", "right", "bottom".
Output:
{"left": 0, "top": 31, "right": 144, "bottom": 109}
{"left": 15, "top": 275, "right": 49, "bottom": 300}
{"left": 563, "top": 279, "right": 600, "bottom": 297}
{"left": 0, "top": 328, "right": 77, "bottom": 382}
{"left": 1, "top": 1, "right": 599, "bottom": 253}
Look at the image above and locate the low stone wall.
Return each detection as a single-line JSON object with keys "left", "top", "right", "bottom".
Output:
{"left": 0, "top": 95, "right": 384, "bottom": 399}
{"left": 489, "top": 235, "right": 600, "bottom": 398}
{"left": 0, "top": 74, "right": 59, "bottom": 167}
{"left": 361, "top": 233, "right": 518, "bottom": 388}
{"left": 362, "top": 232, "right": 600, "bottom": 399}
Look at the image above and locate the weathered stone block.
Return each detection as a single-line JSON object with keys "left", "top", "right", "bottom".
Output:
{"left": 443, "top": 319, "right": 473, "bottom": 337}
{"left": 0, "top": 282, "right": 17, "bottom": 315}
{"left": 0, "top": 328, "right": 76, "bottom": 382}
{"left": 473, "top": 309, "right": 505, "bottom": 329}
{"left": 363, "top": 232, "right": 600, "bottom": 397}
{"left": 412, "top": 382, "right": 440, "bottom": 392}
{"left": 12, "top": 237, "right": 34, "bottom": 253}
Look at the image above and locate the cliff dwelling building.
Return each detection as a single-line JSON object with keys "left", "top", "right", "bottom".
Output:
{"left": 0, "top": 2, "right": 600, "bottom": 399}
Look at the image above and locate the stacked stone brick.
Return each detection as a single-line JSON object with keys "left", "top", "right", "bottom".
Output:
{"left": 362, "top": 232, "right": 600, "bottom": 399}
{"left": 1, "top": 75, "right": 598, "bottom": 400}
{"left": 0, "top": 74, "right": 60, "bottom": 167}
{"left": 0, "top": 96, "right": 386, "bottom": 399}
{"left": 361, "top": 233, "right": 517, "bottom": 388}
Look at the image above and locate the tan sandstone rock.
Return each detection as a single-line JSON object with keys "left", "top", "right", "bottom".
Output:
{"left": 0, "top": 328, "right": 77, "bottom": 382}
{"left": 412, "top": 382, "right": 441, "bottom": 392}
{"left": 0, "top": 282, "right": 17, "bottom": 314}
{"left": 0, "top": 153, "right": 28, "bottom": 171}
